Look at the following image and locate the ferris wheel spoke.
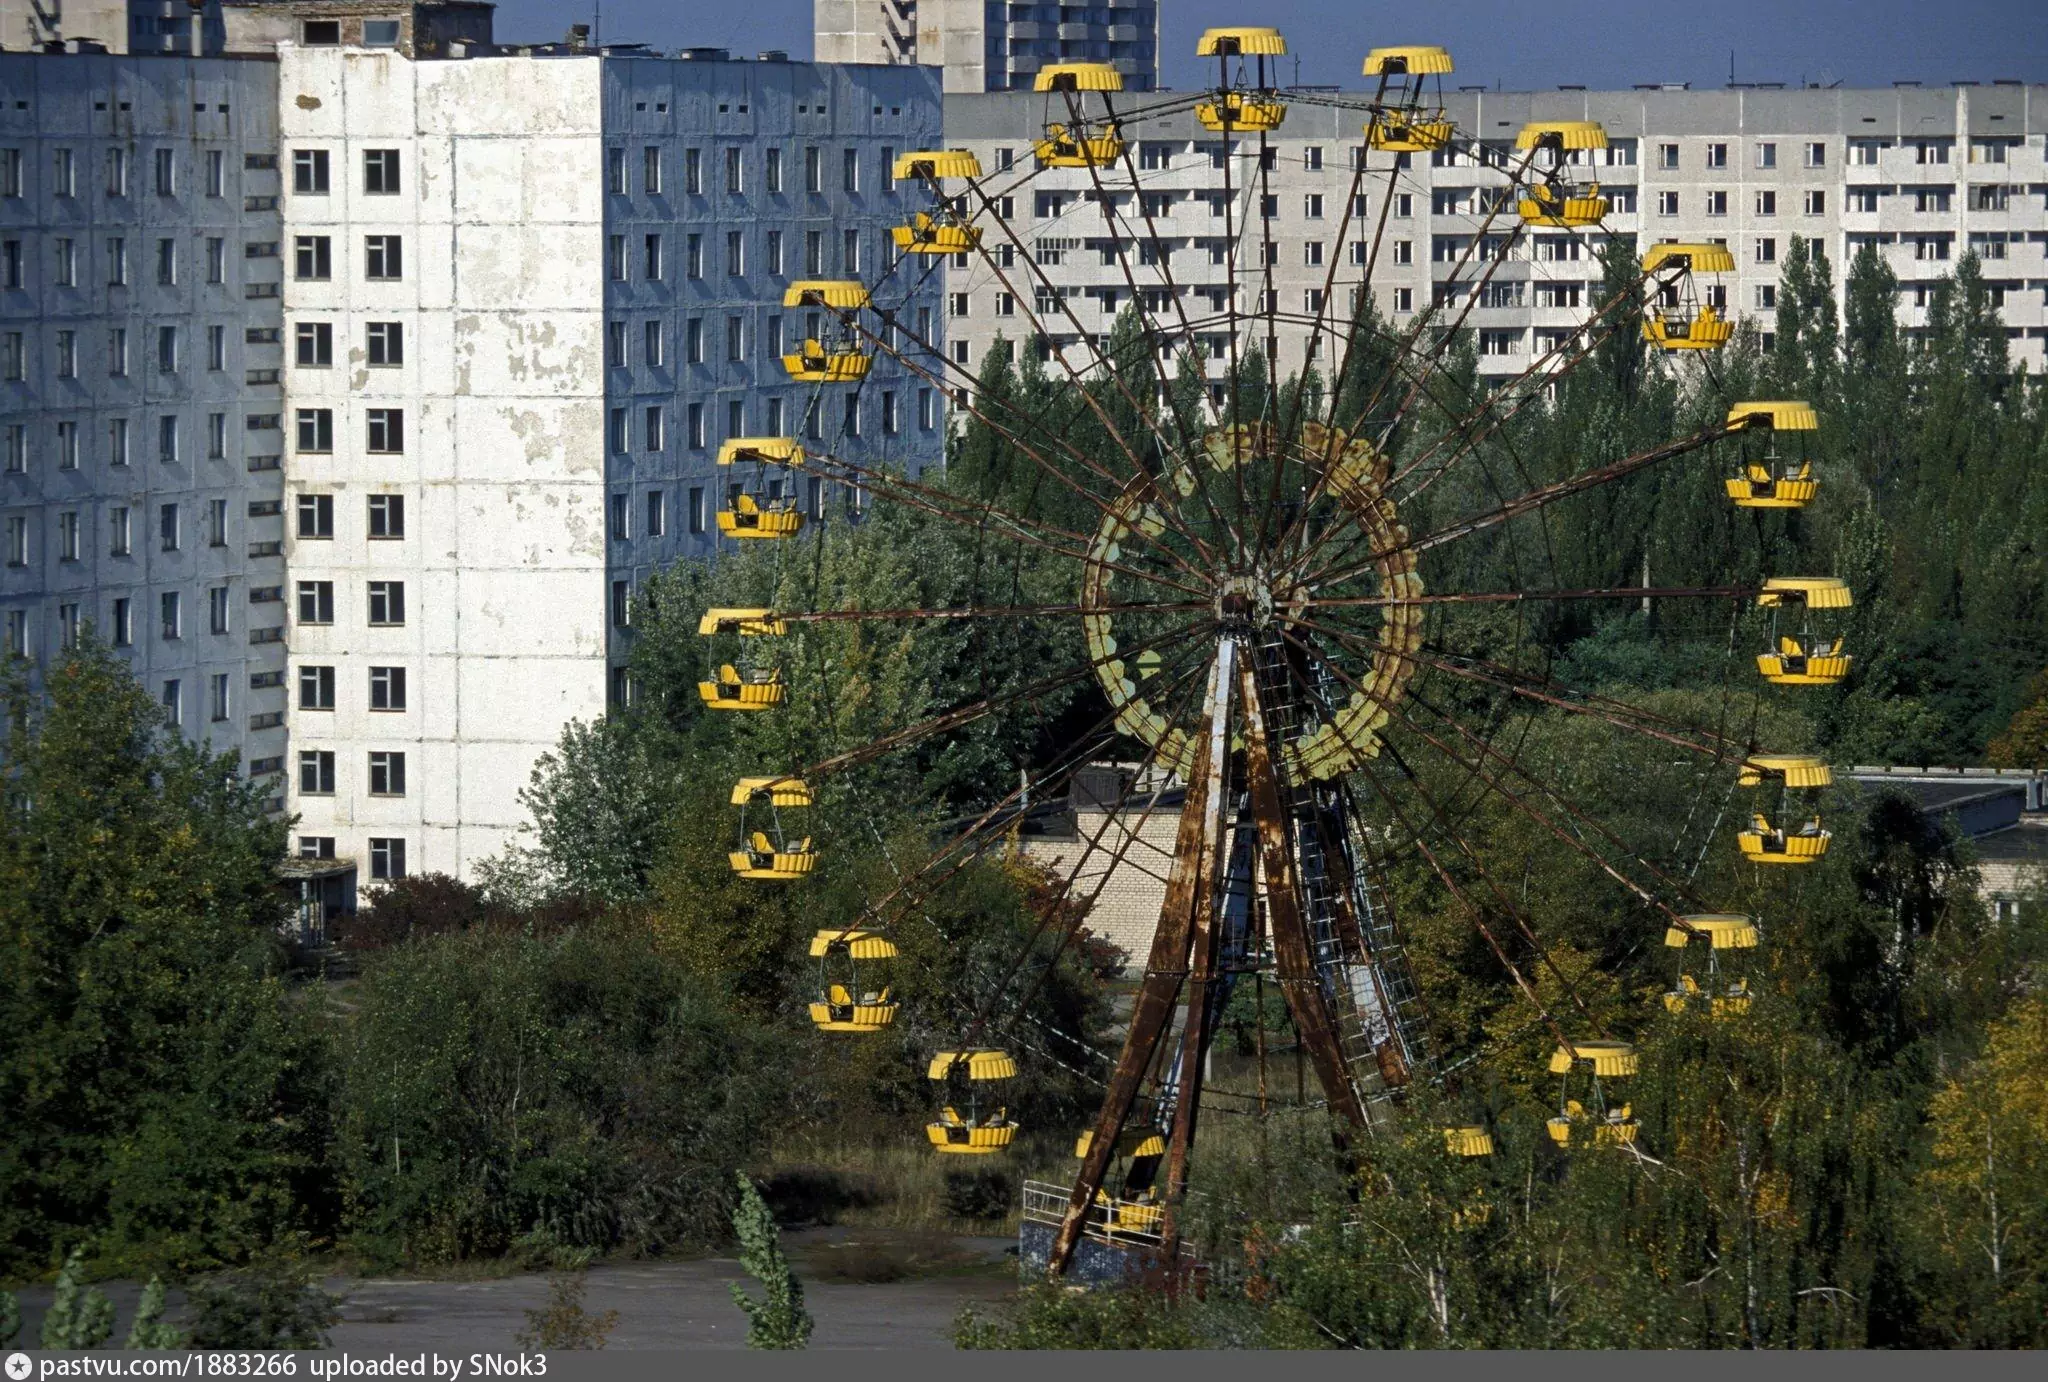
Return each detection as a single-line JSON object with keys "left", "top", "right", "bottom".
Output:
{"left": 797, "top": 446, "right": 1212, "bottom": 600}
{"left": 835, "top": 313, "right": 1220, "bottom": 588}
{"left": 776, "top": 600, "right": 1207, "bottom": 625}
{"left": 795, "top": 616, "right": 1213, "bottom": 783}
{"left": 1300, "top": 421, "right": 1739, "bottom": 592}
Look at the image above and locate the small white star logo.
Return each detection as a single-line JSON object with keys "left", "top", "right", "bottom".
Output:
{"left": 6, "top": 1352, "right": 33, "bottom": 1381}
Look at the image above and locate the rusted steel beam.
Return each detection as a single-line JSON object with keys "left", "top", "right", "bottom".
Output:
{"left": 1157, "top": 640, "right": 1239, "bottom": 1261}
{"left": 1048, "top": 643, "right": 1232, "bottom": 1278}
{"left": 1236, "top": 660, "right": 1372, "bottom": 1134}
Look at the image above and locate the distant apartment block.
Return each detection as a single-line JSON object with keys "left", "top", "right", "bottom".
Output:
{"left": 0, "top": 48, "right": 289, "bottom": 778}
{"left": 940, "top": 82, "right": 2048, "bottom": 384}
{"left": 817, "top": 0, "right": 1159, "bottom": 93}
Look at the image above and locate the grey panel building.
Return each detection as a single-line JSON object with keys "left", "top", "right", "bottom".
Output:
{"left": 0, "top": 48, "right": 288, "bottom": 781}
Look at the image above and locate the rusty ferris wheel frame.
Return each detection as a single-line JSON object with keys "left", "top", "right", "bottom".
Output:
{"left": 739, "top": 36, "right": 1788, "bottom": 1279}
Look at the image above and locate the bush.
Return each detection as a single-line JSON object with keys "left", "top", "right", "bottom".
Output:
{"left": 184, "top": 1249, "right": 340, "bottom": 1350}
{"left": 941, "top": 1167, "right": 1013, "bottom": 1222}
{"left": 334, "top": 918, "right": 789, "bottom": 1265}
{"left": 515, "top": 1272, "right": 617, "bottom": 1351}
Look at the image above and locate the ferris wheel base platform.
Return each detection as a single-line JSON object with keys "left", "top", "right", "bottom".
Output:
{"left": 1018, "top": 1181, "right": 1205, "bottom": 1288}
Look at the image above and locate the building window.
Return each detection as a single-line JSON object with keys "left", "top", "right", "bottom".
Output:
{"left": 57, "top": 511, "right": 79, "bottom": 562}
{"left": 685, "top": 234, "right": 703, "bottom": 279}
{"left": 1705, "top": 142, "right": 1727, "bottom": 169}
{"left": 645, "top": 145, "right": 663, "bottom": 194}
{"left": 297, "top": 581, "right": 334, "bottom": 624}
{"left": 607, "top": 234, "right": 626, "bottom": 280}
{"left": 294, "top": 236, "right": 331, "bottom": 280}
{"left": 109, "top": 598, "right": 130, "bottom": 647}
{"left": 644, "top": 234, "right": 663, "bottom": 280}
{"left": 611, "top": 579, "right": 632, "bottom": 628}
{"left": 299, "top": 750, "right": 335, "bottom": 795}
{"left": 108, "top": 417, "right": 128, "bottom": 466}
{"left": 208, "top": 585, "right": 230, "bottom": 635}
{"left": 1657, "top": 190, "right": 1679, "bottom": 217}
{"left": 1705, "top": 190, "right": 1727, "bottom": 217}
{"left": 366, "top": 321, "right": 403, "bottom": 366}
{"left": 805, "top": 145, "right": 822, "bottom": 193}
{"left": 55, "top": 329, "right": 76, "bottom": 377}
{"left": 726, "top": 230, "right": 744, "bottom": 276}
{"left": 689, "top": 486, "right": 706, "bottom": 535}
{"left": 369, "top": 666, "right": 407, "bottom": 711}
{"left": 159, "top": 502, "right": 180, "bottom": 551}
{"left": 369, "top": 838, "right": 406, "bottom": 880}
{"left": 608, "top": 408, "right": 629, "bottom": 454}
{"left": 765, "top": 229, "right": 783, "bottom": 276}
{"left": 842, "top": 147, "right": 859, "bottom": 192}
{"left": 4, "top": 516, "right": 24, "bottom": 565}
{"left": 104, "top": 147, "right": 127, "bottom": 196}
{"left": 726, "top": 146, "right": 743, "bottom": 194}
{"left": 157, "top": 415, "right": 178, "bottom": 463}
{"left": 364, "top": 18, "right": 399, "bottom": 46}
{"left": 207, "top": 498, "right": 227, "bottom": 546}
{"left": 683, "top": 147, "right": 700, "bottom": 194}
{"left": 687, "top": 402, "right": 705, "bottom": 449}
{"left": 1804, "top": 190, "right": 1827, "bottom": 216}
{"left": 881, "top": 390, "right": 898, "bottom": 435}
{"left": 1755, "top": 141, "right": 1777, "bottom": 170}
{"left": 918, "top": 388, "right": 935, "bottom": 431}
{"left": 643, "top": 321, "right": 664, "bottom": 367}
{"left": 1756, "top": 237, "right": 1777, "bottom": 264}
{"left": 1804, "top": 141, "right": 1826, "bottom": 168}
{"left": 364, "top": 148, "right": 400, "bottom": 194}
{"left": 606, "top": 147, "right": 625, "bottom": 194}
{"left": 644, "top": 406, "right": 664, "bottom": 451}
{"left": 206, "top": 412, "right": 226, "bottom": 457}
{"left": 685, "top": 317, "right": 704, "bottom": 364}
{"left": 645, "top": 489, "right": 665, "bottom": 537}
{"left": 366, "top": 409, "right": 404, "bottom": 453}
{"left": 296, "top": 409, "right": 334, "bottom": 453}
{"left": 365, "top": 236, "right": 403, "bottom": 280}
{"left": 156, "top": 237, "right": 178, "bottom": 285}
{"left": 109, "top": 506, "right": 130, "bottom": 556}
{"left": 607, "top": 320, "right": 627, "bottom": 366}
{"left": 299, "top": 665, "right": 335, "bottom": 710}
{"left": 297, "top": 493, "right": 333, "bottom": 539}
{"left": 292, "top": 149, "right": 329, "bottom": 195}
{"left": 765, "top": 146, "right": 783, "bottom": 193}
{"left": 367, "top": 581, "right": 405, "bottom": 626}
{"left": 1755, "top": 190, "right": 1776, "bottom": 216}
{"left": 296, "top": 321, "right": 332, "bottom": 367}
{"left": 299, "top": 836, "right": 336, "bottom": 860}
{"left": 368, "top": 494, "right": 405, "bottom": 539}
{"left": 206, "top": 237, "right": 225, "bottom": 284}
{"left": 159, "top": 590, "right": 181, "bottom": 640}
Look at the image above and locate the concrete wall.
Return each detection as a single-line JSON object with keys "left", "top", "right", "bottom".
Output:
{"left": 0, "top": 49, "right": 287, "bottom": 776}
{"left": 278, "top": 45, "right": 609, "bottom": 879}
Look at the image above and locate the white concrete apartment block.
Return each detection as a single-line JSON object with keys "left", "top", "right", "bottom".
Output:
{"left": 279, "top": 46, "right": 610, "bottom": 881}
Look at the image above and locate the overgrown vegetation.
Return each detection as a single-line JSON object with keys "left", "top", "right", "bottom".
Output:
{"left": 1, "top": 244, "right": 2043, "bottom": 1350}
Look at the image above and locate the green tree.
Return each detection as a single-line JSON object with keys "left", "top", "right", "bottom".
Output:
{"left": 0, "top": 643, "right": 329, "bottom": 1275}
{"left": 124, "top": 1277, "right": 185, "bottom": 1349}
{"left": 39, "top": 1249, "right": 114, "bottom": 1349}
{"left": 728, "top": 1173, "right": 811, "bottom": 1349}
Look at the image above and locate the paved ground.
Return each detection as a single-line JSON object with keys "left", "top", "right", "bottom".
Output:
{"left": 9, "top": 1230, "right": 1022, "bottom": 1352}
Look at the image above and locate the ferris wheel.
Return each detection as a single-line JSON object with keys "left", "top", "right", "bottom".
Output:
{"left": 702, "top": 29, "right": 1849, "bottom": 1279}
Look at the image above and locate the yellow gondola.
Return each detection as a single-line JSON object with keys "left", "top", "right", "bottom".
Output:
{"left": 1664, "top": 914, "right": 1760, "bottom": 1016}
{"left": 1642, "top": 242, "right": 1737, "bottom": 350}
{"left": 727, "top": 777, "right": 816, "bottom": 881}
{"left": 892, "top": 149, "right": 984, "bottom": 181}
{"left": 1735, "top": 754, "right": 1831, "bottom": 867}
{"left": 1725, "top": 401, "right": 1821, "bottom": 508}
{"left": 1033, "top": 62, "right": 1124, "bottom": 92}
{"left": 891, "top": 210, "right": 980, "bottom": 255}
{"left": 697, "top": 606, "right": 786, "bottom": 710}
{"left": 1035, "top": 122, "right": 1125, "bottom": 169}
{"left": 1361, "top": 46, "right": 1454, "bottom": 152}
{"left": 716, "top": 436, "right": 806, "bottom": 540}
{"left": 782, "top": 280, "right": 871, "bottom": 311}
{"left": 781, "top": 341, "right": 872, "bottom": 383}
{"left": 925, "top": 1050, "right": 1019, "bottom": 1154}
{"left": 808, "top": 928, "right": 898, "bottom": 1032}
{"left": 1756, "top": 577, "right": 1853, "bottom": 685}
{"left": 1197, "top": 27, "right": 1288, "bottom": 56}
{"left": 1547, "top": 1040, "right": 1639, "bottom": 1149}
{"left": 1516, "top": 121, "right": 1609, "bottom": 227}
{"left": 1196, "top": 92, "right": 1287, "bottom": 132}
{"left": 1444, "top": 1125, "right": 1495, "bottom": 1157}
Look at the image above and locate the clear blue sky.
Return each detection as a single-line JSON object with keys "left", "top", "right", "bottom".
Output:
{"left": 493, "top": 0, "right": 2048, "bottom": 90}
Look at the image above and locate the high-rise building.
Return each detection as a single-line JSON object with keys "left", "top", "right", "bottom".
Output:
{"left": 939, "top": 82, "right": 2048, "bottom": 384}
{"left": 816, "top": 1, "right": 1159, "bottom": 93}
{"left": 276, "top": 41, "right": 943, "bottom": 881}
{"left": 0, "top": 47, "right": 290, "bottom": 780}
{"left": 3, "top": 9, "right": 945, "bottom": 911}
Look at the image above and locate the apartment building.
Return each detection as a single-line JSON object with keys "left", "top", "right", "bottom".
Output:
{"left": 0, "top": 47, "right": 289, "bottom": 778}
{"left": 940, "top": 82, "right": 2048, "bottom": 384}
{"left": 4, "top": 9, "right": 945, "bottom": 903}
{"left": 275, "top": 40, "right": 943, "bottom": 881}
{"left": 817, "top": 0, "right": 1158, "bottom": 94}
